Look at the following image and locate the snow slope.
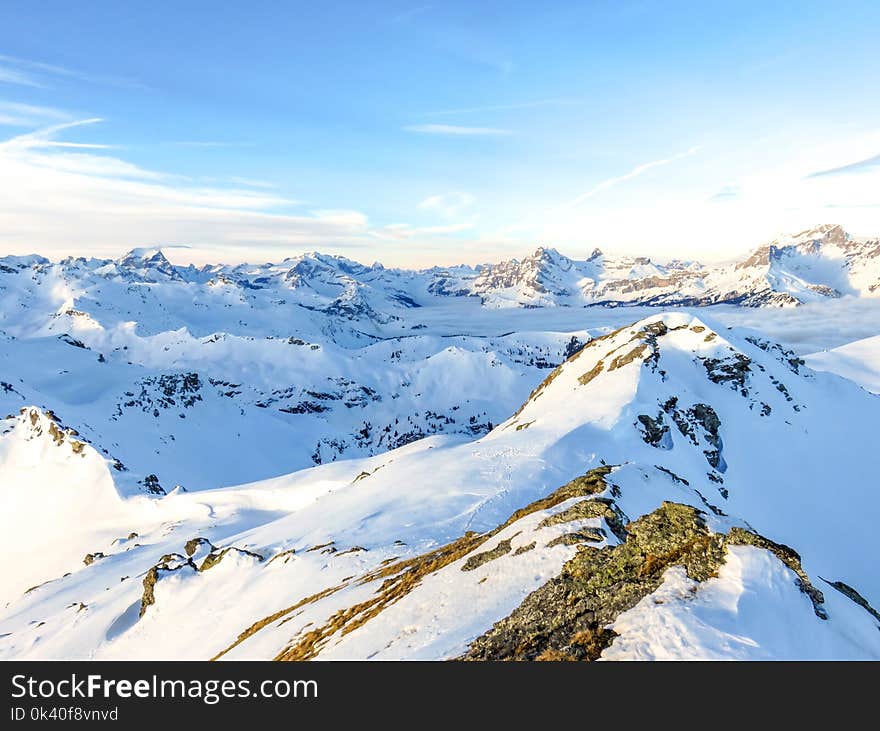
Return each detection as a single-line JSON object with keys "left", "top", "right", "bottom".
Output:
{"left": 2, "top": 312, "right": 879, "bottom": 660}
{"left": 806, "top": 334, "right": 880, "bottom": 394}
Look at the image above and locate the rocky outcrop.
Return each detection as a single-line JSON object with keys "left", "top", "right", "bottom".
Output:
{"left": 139, "top": 554, "right": 195, "bottom": 618}
{"left": 464, "top": 502, "right": 829, "bottom": 660}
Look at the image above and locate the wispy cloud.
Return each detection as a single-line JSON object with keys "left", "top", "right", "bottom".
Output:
{"left": 0, "top": 101, "right": 70, "bottom": 122}
{"left": 0, "top": 120, "right": 377, "bottom": 260}
{"left": 0, "top": 118, "right": 106, "bottom": 151}
{"left": 425, "top": 97, "right": 579, "bottom": 117}
{"left": 806, "top": 153, "right": 880, "bottom": 179}
{"left": 404, "top": 123, "right": 511, "bottom": 136}
{"left": 0, "top": 54, "right": 144, "bottom": 89}
{"left": 370, "top": 222, "right": 473, "bottom": 240}
{"left": 163, "top": 140, "right": 255, "bottom": 148}
{"left": 418, "top": 191, "right": 475, "bottom": 217}
{"left": 387, "top": 5, "right": 432, "bottom": 24}
{"left": 708, "top": 184, "right": 741, "bottom": 202}
{"left": 0, "top": 101, "right": 71, "bottom": 127}
{"left": 0, "top": 55, "right": 85, "bottom": 80}
{"left": 561, "top": 146, "right": 700, "bottom": 210}
{"left": 0, "top": 66, "right": 40, "bottom": 87}
{"left": 213, "top": 176, "right": 278, "bottom": 190}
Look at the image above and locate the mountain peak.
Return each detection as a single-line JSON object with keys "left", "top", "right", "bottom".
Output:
{"left": 117, "top": 246, "right": 170, "bottom": 264}
{"left": 506, "top": 311, "right": 811, "bottom": 444}
{"left": 115, "top": 247, "right": 181, "bottom": 282}
{"left": 531, "top": 245, "right": 563, "bottom": 260}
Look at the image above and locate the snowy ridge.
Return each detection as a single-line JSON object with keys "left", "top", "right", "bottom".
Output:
{"left": 2, "top": 312, "right": 879, "bottom": 660}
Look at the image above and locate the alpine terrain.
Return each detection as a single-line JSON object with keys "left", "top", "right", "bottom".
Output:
{"left": 1, "top": 224, "right": 879, "bottom": 660}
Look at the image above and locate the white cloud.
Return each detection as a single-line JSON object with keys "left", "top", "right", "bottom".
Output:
{"left": 403, "top": 124, "right": 511, "bottom": 136}
{"left": 370, "top": 222, "right": 473, "bottom": 240}
{"left": 0, "top": 66, "right": 40, "bottom": 87}
{"left": 0, "top": 54, "right": 143, "bottom": 89}
{"left": 311, "top": 209, "right": 370, "bottom": 228}
{"left": 418, "top": 191, "right": 475, "bottom": 217}
{"left": 807, "top": 153, "right": 880, "bottom": 178}
{"left": 0, "top": 117, "right": 105, "bottom": 151}
{"left": 425, "top": 98, "right": 579, "bottom": 117}
{"left": 0, "top": 120, "right": 374, "bottom": 261}
{"left": 534, "top": 132, "right": 880, "bottom": 262}
{"left": 0, "top": 101, "right": 71, "bottom": 127}
{"left": 560, "top": 146, "right": 701, "bottom": 211}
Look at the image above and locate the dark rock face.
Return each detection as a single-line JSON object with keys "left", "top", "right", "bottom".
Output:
{"left": 821, "top": 579, "right": 880, "bottom": 624}
{"left": 701, "top": 353, "right": 752, "bottom": 394}
{"left": 461, "top": 536, "right": 517, "bottom": 571}
{"left": 637, "top": 413, "right": 670, "bottom": 448}
{"left": 139, "top": 474, "right": 165, "bottom": 495}
{"left": 464, "top": 502, "right": 829, "bottom": 661}
{"left": 184, "top": 537, "right": 214, "bottom": 557}
{"left": 139, "top": 553, "right": 195, "bottom": 617}
{"left": 83, "top": 552, "right": 105, "bottom": 566}
{"left": 464, "top": 502, "right": 725, "bottom": 661}
{"left": 198, "top": 546, "right": 264, "bottom": 572}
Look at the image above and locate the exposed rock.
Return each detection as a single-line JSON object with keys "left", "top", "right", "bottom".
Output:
{"left": 538, "top": 498, "right": 626, "bottom": 542}
{"left": 464, "top": 502, "right": 726, "bottom": 661}
{"left": 184, "top": 537, "right": 214, "bottom": 557}
{"left": 461, "top": 535, "right": 518, "bottom": 572}
{"left": 199, "top": 546, "right": 264, "bottom": 572}
{"left": 727, "top": 527, "right": 826, "bottom": 619}
{"left": 139, "top": 474, "right": 165, "bottom": 495}
{"left": 267, "top": 549, "right": 297, "bottom": 565}
{"left": 577, "top": 360, "right": 604, "bottom": 386}
{"left": 820, "top": 579, "right": 880, "bottom": 624}
{"left": 701, "top": 353, "right": 752, "bottom": 394}
{"left": 636, "top": 412, "right": 671, "bottom": 449}
{"left": 546, "top": 528, "right": 605, "bottom": 547}
{"left": 139, "top": 554, "right": 195, "bottom": 617}
{"left": 608, "top": 343, "right": 650, "bottom": 371}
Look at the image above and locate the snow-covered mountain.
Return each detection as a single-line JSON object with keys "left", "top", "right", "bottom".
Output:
{"left": 1, "top": 311, "right": 879, "bottom": 659}
{"left": 472, "top": 224, "right": 880, "bottom": 308}
{"left": 3, "top": 225, "right": 878, "bottom": 331}
{"left": 1, "top": 224, "right": 879, "bottom": 660}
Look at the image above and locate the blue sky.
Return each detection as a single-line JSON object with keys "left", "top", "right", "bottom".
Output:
{"left": 1, "top": 0, "right": 879, "bottom": 266}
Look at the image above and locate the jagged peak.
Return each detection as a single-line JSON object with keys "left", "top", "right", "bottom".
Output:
{"left": 12, "top": 406, "right": 92, "bottom": 459}
{"left": 530, "top": 245, "right": 565, "bottom": 260}
{"left": 504, "top": 311, "right": 810, "bottom": 434}
{"left": 116, "top": 246, "right": 171, "bottom": 265}
{"left": 791, "top": 223, "right": 848, "bottom": 240}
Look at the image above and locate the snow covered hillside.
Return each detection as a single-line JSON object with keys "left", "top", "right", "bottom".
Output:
{"left": 1, "top": 309, "right": 879, "bottom": 660}
{"left": 806, "top": 334, "right": 880, "bottom": 394}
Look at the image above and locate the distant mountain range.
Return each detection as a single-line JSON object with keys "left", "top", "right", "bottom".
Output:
{"left": 2, "top": 223, "right": 880, "bottom": 659}
{"left": 3, "top": 225, "right": 879, "bottom": 323}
